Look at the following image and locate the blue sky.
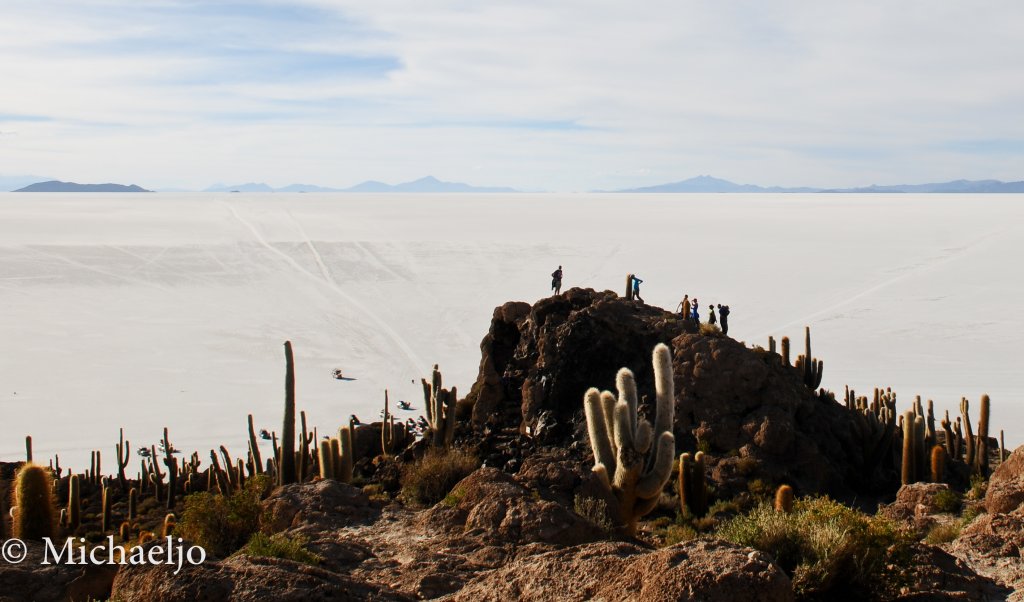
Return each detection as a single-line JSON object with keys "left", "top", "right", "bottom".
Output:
{"left": 0, "top": 0, "right": 1022, "bottom": 191}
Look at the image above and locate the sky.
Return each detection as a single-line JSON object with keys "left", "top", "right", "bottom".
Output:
{"left": 0, "top": 1, "right": 1022, "bottom": 191}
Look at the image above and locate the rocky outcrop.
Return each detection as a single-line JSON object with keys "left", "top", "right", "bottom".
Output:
{"left": 880, "top": 483, "right": 955, "bottom": 534}
{"left": 462, "top": 288, "right": 884, "bottom": 501}
{"left": 448, "top": 539, "right": 794, "bottom": 602}
{"left": 947, "top": 508, "right": 1024, "bottom": 599}
{"left": 986, "top": 445, "right": 1024, "bottom": 515}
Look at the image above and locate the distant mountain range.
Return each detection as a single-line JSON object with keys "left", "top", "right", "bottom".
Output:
{"left": 613, "top": 175, "right": 1024, "bottom": 193}
{"left": 14, "top": 180, "right": 151, "bottom": 192}
{"left": 204, "top": 176, "right": 518, "bottom": 193}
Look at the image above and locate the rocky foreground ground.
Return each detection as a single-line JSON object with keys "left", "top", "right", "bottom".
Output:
{"left": 1, "top": 288, "right": 1022, "bottom": 601}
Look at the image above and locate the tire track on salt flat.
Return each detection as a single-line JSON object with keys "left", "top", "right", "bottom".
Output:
{"left": 222, "top": 202, "right": 427, "bottom": 376}
{"left": 756, "top": 227, "right": 1008, "bottom": 340}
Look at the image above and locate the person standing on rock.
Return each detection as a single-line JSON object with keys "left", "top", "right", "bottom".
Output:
{"left": 632, "top": 275, "right": 644, "bottom": 303}
{"left": 708, "top": 305, "right": 717, "bottom": 326}
{"left": 551, "top": 265, "right": 563, "bottom": 295}
{"left": 718, "top": 304, "right": 730, "bottom": 335}
{"left": 691, "top": 298, "right": 700, "bottom": 324}
{"left": 676, "top": 294, "right": 690, "bottom": 320}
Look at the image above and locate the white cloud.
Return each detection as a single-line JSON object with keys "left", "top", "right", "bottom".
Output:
{"left": 1, "top": 0, "right": 1022, "bottom": 189}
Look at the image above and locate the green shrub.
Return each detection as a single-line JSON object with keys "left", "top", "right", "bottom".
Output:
{"left": 442, "top": 487, "right": 467, "bottom": 507}
{"left": 718, "top": 496, "right": 914, "bottom": 599}
{"left": 237, "top": 532, "right": 321, "bottom": 565}
{"left": 925, "top": 521, "right": 962, "bottom": 545}
{"left": 400, "top": 448, "right": 479, "bottom": 507}
{"left": 932, "top": 488, "right": 962, "bottom": 513}
{"left": 176, "top": 474, "right": 272, "bottom": 558}
{"left": 961, "top": 503, "right": 984, "bottom": 525}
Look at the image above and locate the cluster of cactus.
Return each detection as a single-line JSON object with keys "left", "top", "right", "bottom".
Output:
{"left": 793, "top": 326, "right": 823, "bottom": 390}
{"left": 382, "top": 390, "right": 398, "bottom": 455}
{"left": 423, "top": 364, "right": 457, "bottom": 448}
{"left": 845, "top": 383, "right": 996, "bottom": 485}
{"left": 678, "top": 451, "right": 708, "bottom": 517}
{"left": 847, "top": 386, "right": 898, "bottom": 475}
{"left": 584, "top": 343, "right": 676, "bottom": 536}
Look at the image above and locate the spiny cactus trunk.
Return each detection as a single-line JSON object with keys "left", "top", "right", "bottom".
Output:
{"left": 247, "top": 414, "right": 264, "bottom": 474}
{"left": 318, "top": 439, "right": 334, "bottom": 479}
{"left": 128, "top": 487, "right": 137, "bottom": 521}
{"left": 901, "top": 411, "right": 916, "bottom": 485}
{"left": 280, "top": 341, "right": 297, "bottom": 485}
{"left": 781, "top": 337, "right": 790, "bottom": 366}
{"left": 338, "top": 426, "right": 354, "bottom": 484}
{"left": 930, "top": 445, "right": 946, "bottom": 483}
{"left": 68, "top": 474, "right": 81, "bottom": 532}
{"left": 976, "top": 394, "right": 990, "bottom": 476}
{"left": 13, "top": 464, "right": 57, "bottom": 540}
{"left": 101, "top": 486, "right": 113, "bottom": 533}
{"left": 960, "top": 398, "right": 975, "bottom": 468}
{"left": 774, "top": 484, "right": 794, "bottom": 513}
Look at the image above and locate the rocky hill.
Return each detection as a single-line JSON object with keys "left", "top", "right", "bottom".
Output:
{"left": 0, "top": 287, "right": 1018, "bottom": 600}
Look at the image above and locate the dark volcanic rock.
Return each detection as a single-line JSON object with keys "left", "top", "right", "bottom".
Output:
{"left": 449, "top": 539, "right": 794, "bottom": 602}
{"left": 462, "top": 288, "right": 881, "bottom": 500}
{"left": 465, "top": 288, "right": 692, "bottom": 436}
{"left": 986, "top": 445, "right": 1024, "bottom": 515}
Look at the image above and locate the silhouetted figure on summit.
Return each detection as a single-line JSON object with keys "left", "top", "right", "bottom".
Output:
{"left": 691, "top": 298, "right": 700, "bottom": 323}
{"left": 717, "top": 304, "right": 730, "bottom": 335}
{"left": 708, "top": 305, "right": 717, "bottom": 325}
{"left": 551, "top": 265, "right": 563, "bottom": 295}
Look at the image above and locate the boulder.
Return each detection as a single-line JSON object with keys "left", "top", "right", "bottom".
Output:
{"left": 449, "top": 539, "right": 794, "bottom": 602}
{"left": 986, "top": 445, "right": 1024, "bottom": 515}
{"left": 879, "top": 483, "right": 954, "bottom": 526}
{"left": 421, "top": 467, "right": 605, "bottom": 546}
{"left": 260, "top": 479, "right": 377, "bottom": 535}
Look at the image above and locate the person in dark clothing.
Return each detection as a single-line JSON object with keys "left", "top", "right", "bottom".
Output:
{"left": 551, "top": 265, "right": 563, "bottom": 295}
{"left": 708, "top": 305, "right": 717, "bottom": 325}
{"left": 632, "top": 275, "right": 644, "bottom": 303}
{"left": 717, "top": 304, "right": 730, "bottom": 335}
{"left": 690, "top": 298, "right": 700, "bottom": 323}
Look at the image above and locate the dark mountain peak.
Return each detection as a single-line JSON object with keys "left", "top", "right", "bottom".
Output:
{"left": 14, "top": 180, "right": 151, "bottom": 192}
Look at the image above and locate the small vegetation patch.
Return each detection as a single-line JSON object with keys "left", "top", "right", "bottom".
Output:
{"left": 400, "top": 448, "right": 479, "bottom": 507}
{"left": 932, "top": 488, "right": 962, "bottom": 513}
{"left": 699, "top": 323, "right": 722, "bottom": 336}
{"left": 574, "top": 494, "right": 613, "bottom": 536}
{"left": 925, "top": 521, "right": 962, "bottom": 545}
{"left": 717, "top": 496, "right": 914, "bottom": 600}
{"left": 238, "top": 532, "right": 322, "bottom": 565}
{"left": 176, "top": 474, "right": 271, "bottom": 558}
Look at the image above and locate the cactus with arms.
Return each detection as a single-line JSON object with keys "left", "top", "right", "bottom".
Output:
{"left": 584, "top": 343, "right": 676, "bottom": 535}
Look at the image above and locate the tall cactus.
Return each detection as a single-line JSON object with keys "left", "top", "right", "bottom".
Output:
{"left": 930, "top": 445, "right": 946, "bottom": 483}
{"left": 299, "top": 411, "right": 311, "bottom": 482}
{"left": 423, "top": 365, "right": 457, "bottom": 448}
{"left": 960, "top": 398, "right": 975, "bottom": 468}
{"left": 101, "top": 486, "right": 113, "bottom": 533}
{"left": 337, "top": 426, "right": 354, "bottom": 484}
{"left": 116, "top": 428, "right": 130, "bottom": 492}
{"left": 975, "top": 394, "right": 990, "bottom": 476}
{"left": 901, "top": 410, "right": 916, "bottom": 485}
{"left": 68, "top": 474, "right": 81, "bottom": 532}
{"left": 12, "top": 463, "right": 57, "bottom": 540}
{"left": 280, "top": 340, "right": 297, "bottom": 485}
{"left": 794, "top": 326, "right": 823, "bottom": 390}
{"left": 247, "top": 414, "right": 263, "bottom": 475}
{"left": 781, "top": 337, "right": 791, "bottom": 366}
{"left": 25, "top": 435, "right": 33, "bottom": 463}
{"left": 163, "top": 428, "right": 179, "bottom": 510}
{"left": 382, "top": 390, "right": 397, "bottom": 455}
{"left": 584, "top": 343, "right": 676, "bottom": 535}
